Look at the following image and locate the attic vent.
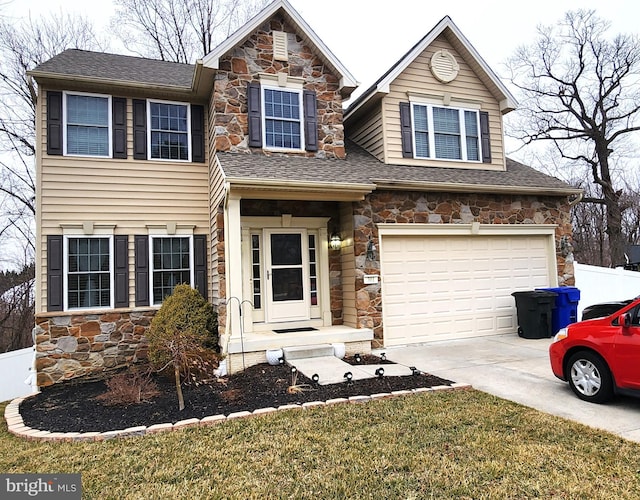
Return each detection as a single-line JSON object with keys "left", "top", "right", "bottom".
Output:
{"left": 430, "top": 49, "right": 459, "bottom": 83}
{"left": 273, "top": 31, "right": 288, "bottom": 61}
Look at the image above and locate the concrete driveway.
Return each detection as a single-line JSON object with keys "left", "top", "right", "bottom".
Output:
{"left": 381, "top": 334, "right": 640, "bottom": 443}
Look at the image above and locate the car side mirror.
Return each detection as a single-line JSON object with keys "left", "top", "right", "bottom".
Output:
{"left": 619, "top": 313, "right": 631, "bottom": 328}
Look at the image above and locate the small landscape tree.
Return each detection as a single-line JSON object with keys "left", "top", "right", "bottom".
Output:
{"left": 147, "top": 284, "right": 218, "bottom": 410}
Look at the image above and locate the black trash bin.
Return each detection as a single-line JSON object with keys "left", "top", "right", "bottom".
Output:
{"left": 511, "top": 290, "right": 557, "bottom": 339}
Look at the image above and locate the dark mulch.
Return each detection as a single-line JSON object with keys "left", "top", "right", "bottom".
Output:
{"left": 19, "top": 359, "right": 453, "bottom": 434}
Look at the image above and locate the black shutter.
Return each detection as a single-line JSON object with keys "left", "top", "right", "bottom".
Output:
{"left": 133, "top": 99, "right": 147, "bottom": 160}
{"left": 134, "top": 235, "right": 149, "bottom": 306}
{"left": 112, "top": 97, "right": 127, "bottom": 159}
{"left": 114, "top": 235, "right": 129, "bottom": 308}
{"left": 480, "top": 111, "right": 492, "bottom": 163}
{"left": 303, "top": 90, "right": 318, "bottom": 152}
{"left": 399, "top": 102, "right": 413, "bottom": 158}
{"left": 247, "top": 81, "right": 262, "bottom": 147}
{"left": 193, "top": 234, "right": 208, "bottom": 299}
{"left": 47, "top": 235, "right": 64, "bottom": 311}
{"left": 47, "top": 91, "right": 63, "bottom": 156}
{"left": 191, "top": 104, "right": 205, "bottom": 163}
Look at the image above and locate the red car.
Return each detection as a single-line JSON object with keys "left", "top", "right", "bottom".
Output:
{"left": 549, "top": 297, "right": 640, "bottom": 403}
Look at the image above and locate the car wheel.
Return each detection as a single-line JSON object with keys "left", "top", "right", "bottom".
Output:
{"left": 566, "top": 351, "right": 613, "bottom": 403}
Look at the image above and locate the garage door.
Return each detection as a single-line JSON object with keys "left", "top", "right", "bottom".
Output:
{"left": 380, "top": 234, "right": 553, "bottom": 346}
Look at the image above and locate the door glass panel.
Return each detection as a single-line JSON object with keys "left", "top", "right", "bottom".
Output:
{"left": 270, "top": 234, "right": 302, "bottom": 266}
{"left": 272, "top": 268, "right": 303, "bottom": 301}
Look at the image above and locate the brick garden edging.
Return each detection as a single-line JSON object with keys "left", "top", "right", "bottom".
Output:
{"left": 4, "top": 383, "right": 472, "bottom": 442}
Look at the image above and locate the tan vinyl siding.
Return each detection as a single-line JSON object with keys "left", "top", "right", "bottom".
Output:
{"left": 385, "top": 35, "right": 505, "bottom": 170}
{"left": 346, "top": 105, "right": 385, "bottom": 161}
{"left": 340, "top": 202, "right": 356, "bottom": 328}
{"left": 37, "top": 88, "right": 210, "bottom": 311}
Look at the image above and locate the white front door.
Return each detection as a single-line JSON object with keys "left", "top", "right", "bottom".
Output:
{"left": 265, "top": 229, "right": 310, "bottom": 322}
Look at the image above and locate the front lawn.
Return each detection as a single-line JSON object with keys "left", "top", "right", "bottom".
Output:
{"left": 2, "top": 390, "right": 640, "bottom": 498}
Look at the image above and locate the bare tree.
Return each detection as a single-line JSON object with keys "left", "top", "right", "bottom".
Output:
{"left": 0, "top": 12, "right": 105, "bottom": 263}
{"left": 111, "top": 0, "right": 268, "bottom": 63}
{"left": 506, "top": 10, "right": 640, "bottom": 267}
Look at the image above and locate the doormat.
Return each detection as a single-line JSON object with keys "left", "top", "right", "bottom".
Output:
{"left": 273, "top": 327, "right": 318, "bottom": 334}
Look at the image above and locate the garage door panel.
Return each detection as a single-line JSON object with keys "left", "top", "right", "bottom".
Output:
{"left": 381, "top": 234, "right": 553, "bottom": 346}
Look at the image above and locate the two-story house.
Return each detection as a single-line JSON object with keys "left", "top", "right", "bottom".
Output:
{"left": 29, "top": 0, "right": 579, "bottom": 386}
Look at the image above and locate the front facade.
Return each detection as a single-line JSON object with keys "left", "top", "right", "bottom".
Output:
{"left": 29, "top": 1, "right": 580, "bottom": 386}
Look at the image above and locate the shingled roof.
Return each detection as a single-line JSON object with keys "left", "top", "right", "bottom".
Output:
{"left": 30, "top": 49, "right": 195, "bottom": 89}
{"left": 218, "top": 141, "right": 578, "bottom": 196}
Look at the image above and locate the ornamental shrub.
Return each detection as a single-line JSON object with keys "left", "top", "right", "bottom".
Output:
{"left": 147, "top": 284, "right": 218, "bottom": 410}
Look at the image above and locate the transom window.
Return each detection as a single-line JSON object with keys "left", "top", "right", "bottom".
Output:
{"left": 412, "top": 104, "right": 481, "bottom": 161}
{"left": 65, "top": 93, "right": 111, "bottom": 157}
{"left": 151, "top": 236, "right": 192, "bottom": 304}
{"left": 263, "top": 87, "right": 302, "bottom": 150}
{"left": 149, "top": 101, "right": 190, "bottom": 161}
{"left": 66, "top": 237, "right": 112, "bottom": 309}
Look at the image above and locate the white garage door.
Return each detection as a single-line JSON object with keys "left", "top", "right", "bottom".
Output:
{"left": 381, "top": 234, "right": 553, "bottom": 346}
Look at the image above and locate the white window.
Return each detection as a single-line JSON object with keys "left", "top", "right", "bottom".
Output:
{"left": 150, "top": 235, "right": 194, "bottom": 305}
{"left": 64, "top": 92, "right": 111, "bottom": 157}
{"left": 148, "top": 100, "right": 191, "bottom": 161}
{"left": 64, "top": 236, "right": 113, "bottom": 309}
{"left": 412, "top": 104, "right": 481, "bottom": 162}
{"left": 262, "top": 86, "right": 303, "bottom": 150}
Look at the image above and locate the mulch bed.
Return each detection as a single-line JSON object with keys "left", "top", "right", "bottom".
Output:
{"left": 19, "top": 356, "right": 452, "bottom": 434}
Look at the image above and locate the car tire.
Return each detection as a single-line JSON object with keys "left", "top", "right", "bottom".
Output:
{"left": 566, "top": 351, "right": 613, "bottom": 403}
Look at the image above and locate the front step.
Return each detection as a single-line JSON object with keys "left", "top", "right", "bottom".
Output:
{"left": 282, "top": 344, "right": 335, "bottom": 361}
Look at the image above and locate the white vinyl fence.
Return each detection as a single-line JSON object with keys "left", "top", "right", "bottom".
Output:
{"left": 0, "top": 347, "right": 37, "bottom": 402}
{"left": 574, "top": 262, "right": 640, "bottom": 319}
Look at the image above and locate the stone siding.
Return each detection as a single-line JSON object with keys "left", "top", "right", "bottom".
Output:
{"left": 34, "top": 309, "right": 155, "bottom": 387}
{"left": 213, "top": 15, "right": 345, "bottom": 158}
{"left": 351, "top": 190, "right": 575, "bottom": 346}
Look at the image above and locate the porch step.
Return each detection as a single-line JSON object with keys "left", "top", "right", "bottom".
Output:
{"left": 282, "top": 344, "right": 335, "bottom": 361}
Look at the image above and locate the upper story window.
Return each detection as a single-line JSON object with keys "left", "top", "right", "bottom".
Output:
{"left": 64, "top": 92, "right": 111, "bottom": 157}
{"left": 149, "top": 101, "right": 190, "bottom": 161}
{"left": 263, "top": 87, "right": 303, "bottom": 150}
{"left": 412, "top": 104, "right": 480, "bottom": 162}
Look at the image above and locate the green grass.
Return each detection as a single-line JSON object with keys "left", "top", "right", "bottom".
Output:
{"left": 2, "top": 389, "right": 640, "bottom": 499}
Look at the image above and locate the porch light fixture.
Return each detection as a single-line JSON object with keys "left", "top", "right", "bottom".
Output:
{"left": 366, "top": 238, "right": 376, "bottom": 260}
{"left": 329, "top": 233, "right": 342, "bottom": 251}
{"left": 375, "top": 367, "right": 385, "bottom": 378}
{"left": 344, "top": 371, "right": 353, "bottom": 382}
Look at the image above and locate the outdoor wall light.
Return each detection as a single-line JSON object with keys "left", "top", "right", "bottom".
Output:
{"left": 375, "top": 367, "right": 385, "bottom": 378}
{"left": 354, "top": 353, "right": 362, "bottom": 363}
{"left": 329, "top": 233, "right": 342, "bottom": 251}
{"left": 344, "top": 371, "right": 353, "bottom": 382}
{"left": 312, "top": 373, "right": 320, "bottom": 383}
{"left": 366, "top": 238, "right": 376, "bottom": 260}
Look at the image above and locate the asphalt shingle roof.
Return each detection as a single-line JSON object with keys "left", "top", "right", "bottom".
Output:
{"left": 218, "top": 141, "right": 577, "bottom": 195}
{"left": 31, "top": 49, "right": 195, "bottom": 88}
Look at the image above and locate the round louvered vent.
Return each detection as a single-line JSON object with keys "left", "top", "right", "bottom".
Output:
{"left": 430, "top": 50, "right": 459, "bottom": 83}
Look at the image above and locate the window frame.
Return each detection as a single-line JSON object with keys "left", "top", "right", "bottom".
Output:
{"left": 261, "top": 84, "right": 305, "bottom": 152}
{"left": 63, "top": 91, "right": 112, "bottom": 158}
{"left": 148, "top": 234, "right": 195, "bottom": 306}
{"left": 147, "top": 99, "right": 192, "bottom": 162}
{"left": 63, "top": 235, "right": 114, "bottom": 311}
{"left": 410, "top": 102, "right": 482, "bottom": 163}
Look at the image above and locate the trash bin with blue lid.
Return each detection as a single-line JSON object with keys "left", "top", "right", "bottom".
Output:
{"left": 536, "top": 286, "right": 580, "bottom": 334}
{"left": 511, "top": 290, "right": 558, "bottom": 339}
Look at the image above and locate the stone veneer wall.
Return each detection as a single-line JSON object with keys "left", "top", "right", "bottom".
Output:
{"left": 351, "top": 190, "right": 575, "bottom": 346}
{"left": 33, "top": 309, "right": 155, "bottom": 387}
{"left": 212, "top": 14, "right": 345, "bottom": 158}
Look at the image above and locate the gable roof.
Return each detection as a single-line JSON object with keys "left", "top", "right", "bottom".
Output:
{"left": 217, "top": 141, "right": 580, "bottom": 198}
{"left": 202, "top": 0, "right": 358, "bottom": 97}
{"left": 345, "top": 16, "right": 517, "bottom": 121}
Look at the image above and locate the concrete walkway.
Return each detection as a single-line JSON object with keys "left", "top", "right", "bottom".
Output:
{"left": 380, "top": 334, "right": 640, "bottom": 443}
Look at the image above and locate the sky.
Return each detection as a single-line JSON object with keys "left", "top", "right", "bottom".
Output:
{"left": 5, "top": 0, "right": 640, "bottom": 93}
